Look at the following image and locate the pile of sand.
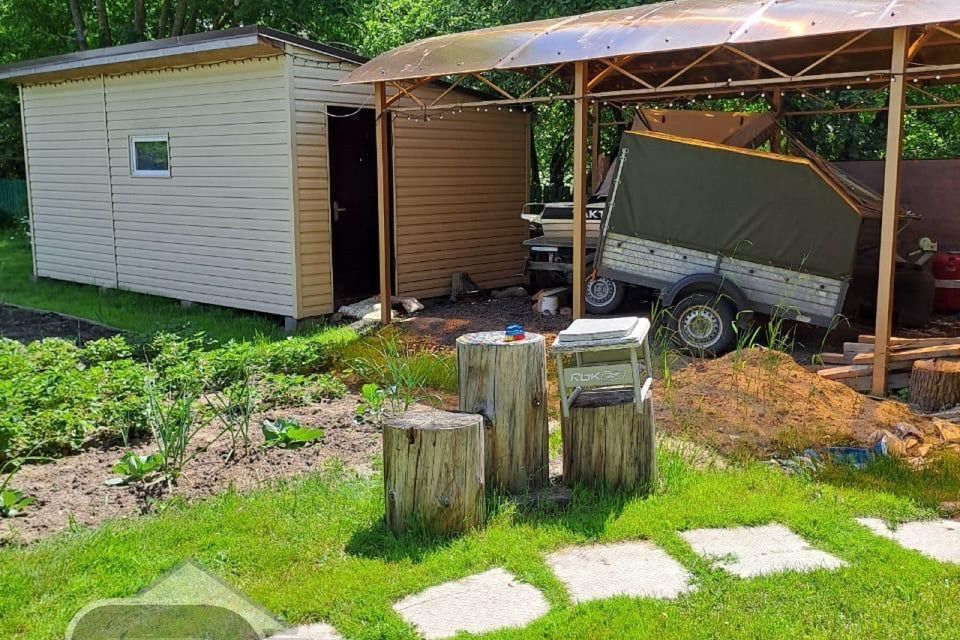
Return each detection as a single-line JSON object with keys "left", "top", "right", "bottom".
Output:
{"left": 655, "top": 348, "right": 960, "bottom": 460}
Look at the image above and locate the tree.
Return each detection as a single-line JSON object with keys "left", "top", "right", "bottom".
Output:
{"left": 67, "top": 0, "right": 87, "bottom": 50}
{"left": 94, "top": 0, "right": 112, "bottom": 46}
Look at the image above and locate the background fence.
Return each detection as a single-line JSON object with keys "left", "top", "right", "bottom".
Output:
{"left": 0, "top": 179, "right": 27, "bottom": 226}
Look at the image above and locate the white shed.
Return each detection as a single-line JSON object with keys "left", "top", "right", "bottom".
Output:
{"left": 0, "top": 27, "right": 530, "bottom": 321}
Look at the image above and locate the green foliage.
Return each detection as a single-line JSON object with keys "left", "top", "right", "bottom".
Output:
{"left": 107, "top": 451, "right": 163, "bottom": 486}
{"left": 204, "top": 376, "right": 258, "bottom": 458}
{"left": 349, "top": 333, "right": 455, "bottom": 413}
{"left": 261, "top": 417, "right": 323, "bottom": 449}
{"left": 259, "top": 372, "right": 346, "bottom": 408}
{"left": 0, "top": 488, "right": 32, "bottom": 518}
{"left": 355, "top": 382, "right": 387, "bottom": 424}
{"left": 144, "top": 379, "right": 203, "bottom": 485}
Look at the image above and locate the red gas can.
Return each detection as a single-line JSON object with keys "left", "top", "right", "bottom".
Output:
{"left": 932, "top": 251, "right": 960, "bottom": 313}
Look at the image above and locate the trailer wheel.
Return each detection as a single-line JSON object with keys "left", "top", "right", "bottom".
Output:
{"left": 672, "top": 292, "right": 737, "bottom": 356}
{"left": 585, "top": 274, "right": 626, "bottom": 314}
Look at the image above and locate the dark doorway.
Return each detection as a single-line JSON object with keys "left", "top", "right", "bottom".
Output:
{"left": 328, "top": 107, "right": 380, "bottom": 302}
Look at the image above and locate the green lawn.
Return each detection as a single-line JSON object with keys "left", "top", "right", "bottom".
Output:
{"left": 0, "top": 234, "right": 285, "bottom": 342}
{"left": 1, "top": 455, "right": 958, "bottom": 640}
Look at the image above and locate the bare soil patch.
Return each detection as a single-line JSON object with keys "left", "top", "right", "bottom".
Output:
{"left": 1, "top": 396, "right": 380, "bottom": 545}
{"left": 0, "top": 303, "right": 120, "bottom": 344}
{"left": 656, "top": 348, "right": 960, "bottom": 460}
{"left": 404, "top": 296, "right": 569, "bottom": 347}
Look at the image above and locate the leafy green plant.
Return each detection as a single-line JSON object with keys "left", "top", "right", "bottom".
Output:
{"left": 355, "top": 383, "right": 387, "bottom": 424}
{"left": 205, "top": 377, "right": 257, "bottom": 459}
{"left": 261, "top": 418, "right": 324, "bottom": 449}
{"left": 349, "top": 333, "right": 453, "bottom": 413}
{"left": 260, "top": 373, "right": 347, "bottom": 408}
{"left": 0, "top": 455, "right": 43, "bottom": 518}
{"left": 106, "top": 451, "right": 163, "bottom": 486}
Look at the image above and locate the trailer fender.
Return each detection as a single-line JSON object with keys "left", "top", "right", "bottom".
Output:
{"left": 660, "top": 273, "right": 749, "bottom": 313}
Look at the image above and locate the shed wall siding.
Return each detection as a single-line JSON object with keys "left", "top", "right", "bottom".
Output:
{"left": 289, "top": 50, "right": 367, "bottom": 316}
{"left": 392, "top": 107, "right": 530, "bottom": 298}
{"left": 21, "top": 79, "right": 117, "bottom": 286}
{"left": 103, "top": 57, "right": 295, "bottom": 315}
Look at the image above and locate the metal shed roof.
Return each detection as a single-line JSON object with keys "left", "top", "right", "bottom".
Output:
{"left": 342, "top": 0, "right": 960, "bottom": 86}
{"left": 0, "top": 26, "right": 366, "bottom": 84}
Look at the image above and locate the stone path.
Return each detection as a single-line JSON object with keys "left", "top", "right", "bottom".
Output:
{"left": 272, "top": 518, "right": 958, "bottom": 639}
{"left": 680, "top": 524, "right": 848, "bottom": 577}
{"left": 857, "top": 518, "right": 960, "bottom": 564}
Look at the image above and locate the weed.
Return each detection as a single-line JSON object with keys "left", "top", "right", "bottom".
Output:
{"left": 204, "top": 375, "right": 257, "bottom": 460}
{"left": 355, "top": 383, "right": 387, "bottom": 424}
{"left": 260, "top": 373, "right": 347, "bottom": 408}
{"left": 144, "top": 380, "right": 204, "bottom": 487}
{"left": 261, "top": 418, "right": 324, "bottom": 449}
{"left": 350, "top": 332, "right": 454, "bottom": 411}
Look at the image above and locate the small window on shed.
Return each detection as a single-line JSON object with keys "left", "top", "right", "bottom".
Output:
{"left": 129, "top": 136, "right": 170, "bottom": 177}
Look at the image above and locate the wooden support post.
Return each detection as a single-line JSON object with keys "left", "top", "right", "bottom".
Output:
{"left": 770, "top": 89, "right": 783, "bottom": 154}
{"left": 590, "top": 100, "right": 601, "bottom": 191}
{"left": 374, "top": 82, "right": 393, "bottom": 325}
{"left": 572, "top": 62, "right": 589, "bottom": 319}
{"left": 457, "top": 332, "right": 549, "bottom": 493}
{"left": 872, "top": 27, "right": 909, "bottom": 396}
{"left": 383, "top": 410, "right": 485, "bottom": 536}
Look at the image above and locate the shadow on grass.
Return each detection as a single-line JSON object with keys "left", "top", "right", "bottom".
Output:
{"left": 815, "top": 452, "right": 960, "bottom": 511}
{"left": 346, "top": 482, "right": 634, "bottom": 563}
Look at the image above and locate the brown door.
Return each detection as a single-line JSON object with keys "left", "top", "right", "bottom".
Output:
{"left": 328, "top": 107, "right": 380, "bottom": 302}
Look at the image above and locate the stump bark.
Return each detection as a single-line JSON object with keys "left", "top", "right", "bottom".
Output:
{"left": 909, "top": 359, "right": 960, "bottom": 412}
{"left": 457, "top": 332, "right": 548, "bottom": 493}
{"left": 383, "top": 411, "right": 485, "bottom": 536}
{"left": 561, "top": 389, "right": 656, "bottom": 493}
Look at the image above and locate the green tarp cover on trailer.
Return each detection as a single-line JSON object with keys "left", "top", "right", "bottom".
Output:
{"left": 602, "top": 131, "right": 862, "bottom": 280}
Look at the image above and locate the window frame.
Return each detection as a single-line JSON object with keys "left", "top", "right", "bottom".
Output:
{"left": 129, "top": 135, "right": 171, "bottom": 178}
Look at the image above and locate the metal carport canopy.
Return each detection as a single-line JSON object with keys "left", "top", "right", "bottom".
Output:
{"left": 342, "top": 0, "right": 960, "bottom": 397}
{"left": 341, "top": 0, "right": 960, "bottom": 85}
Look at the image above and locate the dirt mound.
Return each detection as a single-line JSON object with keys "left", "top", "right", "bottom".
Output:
{"left": 655, "top": 348, "right": 959, "bottom": 459}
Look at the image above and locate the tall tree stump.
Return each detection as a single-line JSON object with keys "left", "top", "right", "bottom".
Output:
{"left": 562, "top": 390, "right": 656, "bottom": 493}
{"left": 909, "top": 359, "right": 960, "bottom": 412}
{"left": 383, "top": 411, "right": 485, "bottom": 536}
{"left": 457, "top": 332, "right": 548, "bottom": 493}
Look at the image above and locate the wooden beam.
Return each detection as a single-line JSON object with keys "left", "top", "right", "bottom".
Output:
{"left": 590, "top": 100, "right": 601, "bottom": 191}
{"left": 872, "top": 27, "right": 909, "bottom": 395}
{"left": 770, "top": 89, "right": 782, "bottom": 153}
{"left": 374, "top": 82, "right": 393, "bottom": 325}
{"left": 572, "top": 61, "right": 589, "bottom": 319}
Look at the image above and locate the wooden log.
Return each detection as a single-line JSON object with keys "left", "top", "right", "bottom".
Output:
{"left": 909, "top": 359, "right": 960, "bottom": 412}
{"left": 561, "top": 389, "right": 656, "bottom": 493}
{"left": 383, "top": 411, "right": 485, "bottom": 537}
{"left": 457, "top": 332, "right": 549, "bottom": 493}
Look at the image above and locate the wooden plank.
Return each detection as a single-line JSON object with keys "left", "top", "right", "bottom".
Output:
{"left": 856, "top": 344, "right": 960, "bottom": 364}
{"left": 375, "top": 82, "right": 392, "bottom": 325}
{"left": 817, "top": 353, "right": 850, "bottom": 365}
{"left": 858, "top": 335, "right": 960, "bottom": 348}
{"left": 872, "top": 27, "right": 909, "bottom": 395}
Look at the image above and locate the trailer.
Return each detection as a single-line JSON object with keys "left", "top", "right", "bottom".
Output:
{"left": 524, "top": 114, "right": 900, "bottom": 354}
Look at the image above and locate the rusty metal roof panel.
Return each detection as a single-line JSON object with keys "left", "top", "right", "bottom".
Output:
{"left": 342, "top": 0, "right": 960, "bottom": 84}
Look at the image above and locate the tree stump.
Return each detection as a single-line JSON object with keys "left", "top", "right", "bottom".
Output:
{"left": 561, "top": 390, "right": 656, "bottom": 493}
{"left": 383, "top": 411, "right": 485, "bottom": 536}
{"left": 909, "top": 359, "right": 960, "bottom": 412}
{"left": 457, "top": 332, "right": 548, "bottom": 493}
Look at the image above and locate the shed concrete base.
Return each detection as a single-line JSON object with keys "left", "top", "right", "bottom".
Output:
{"left": 546, "top": 541, "right": 695, "bottom": 603}
{"left": 857, "top": 517, "right": 960, "bottom": 563}
{"left": 393, "top": 568, "right": 549, "bottom": 639}
{"left": 681, "top": 524, "right": 848, "bottom": 577}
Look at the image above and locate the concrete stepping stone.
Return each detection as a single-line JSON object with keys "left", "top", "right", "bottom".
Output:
{"left": 267, "top": 622, "right": 343, "bottom": 639}
{"left": 393, "top": 568, "right": 550, "bottom": 639}
{"left": 858, "top": 517, "right": 960, "bottom": 563}
{"left": 681, "top": 523, "right": 848, "bottom": 577}
{"left": 546, "top": 541, "right": 696, "bottom": 603}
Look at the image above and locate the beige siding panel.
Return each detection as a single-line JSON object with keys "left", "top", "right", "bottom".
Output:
{"left": 103, "top": 57, "right": 296, "bottom": 315}
{"left": 289, "top": 49, "right": 367, "bottom": 317}
{"left": 21, "top": 79, "right": 117, "bottom": 287}
{"left": 393, "top": 104, "right": 529, "bottom": 298}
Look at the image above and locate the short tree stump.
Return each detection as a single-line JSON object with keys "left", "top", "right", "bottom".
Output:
{"left": 383, "top": 410, "right": 485, "bottom": 536}
{"left": 561, "top": 389, "right": 656, "bottom": 493}
{"left": 456, "top": 332, "right": 549, "bottom": 493}
{"left": 909, "top": 358, "right": 960, "bottom": 412}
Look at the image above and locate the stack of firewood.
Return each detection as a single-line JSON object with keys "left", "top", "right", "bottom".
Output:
{"left": 817, "top": 335, "right": 960, "bottom": 395}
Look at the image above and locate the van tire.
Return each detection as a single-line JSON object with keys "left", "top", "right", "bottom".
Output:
{"left": 671, "top": 292, "right": 737, "bottom": 356}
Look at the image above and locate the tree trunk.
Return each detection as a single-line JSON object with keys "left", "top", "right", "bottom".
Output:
{"left": 457, "top": 332, "right": 549, "bottom": 493}
{"left": 909, "top": 359, "right": 960, "bottom": 412}
{"left": 94, "top": 0, "right": 111, "bottom": 47}
{"left": 171, "top": 0, "right": 188, "bottom": 36}
{"left": 382, "top": 411, "right": 485, "bottom": 537}
{"left": 561, "top": 389, "right": 656, "bottom": 493}
{"left": 67, "top": 0, "right": 88, "bottom": 50}
{"left": 133, "top": 0, "right": 146, "bottom": 39}
{"left": 157, "top": 0, "right": 172, "bottom": 38}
